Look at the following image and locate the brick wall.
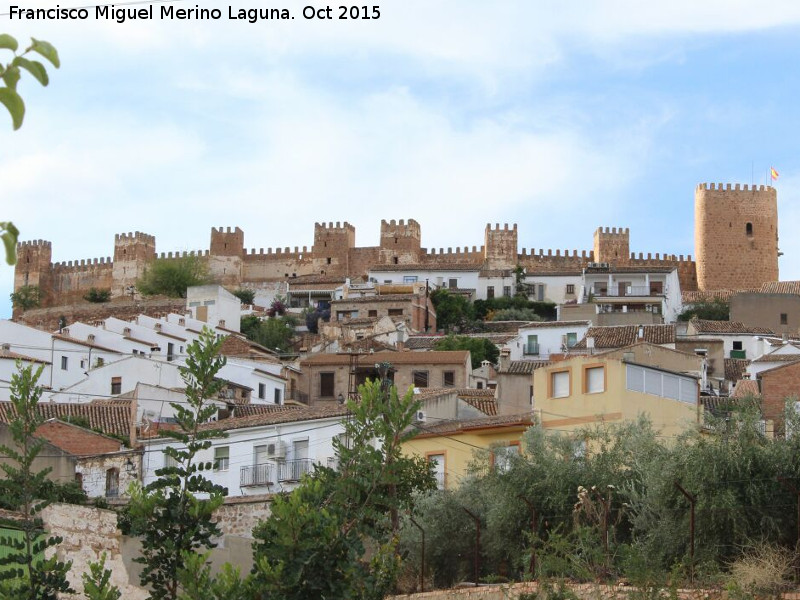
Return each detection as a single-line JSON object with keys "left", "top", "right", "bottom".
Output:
{"left": 758, "top": 360, "right": 800, "bottom": 429}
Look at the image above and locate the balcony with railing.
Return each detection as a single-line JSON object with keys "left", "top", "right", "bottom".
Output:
{"left": 278, "top": 458, "right": 314, "bottom": 482}
{"left": 586, "top": 285, "right": 665, "bottom": 299}
{"left": 240, "top": 463, "right": 275, "bottom": 488}
{"left": 522, "top": 342, "right": 540, "bottom": 356}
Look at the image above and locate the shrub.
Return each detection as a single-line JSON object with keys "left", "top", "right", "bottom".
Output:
{"left": 727, "top": 542, "right": 794, "bottom": 596}
{"left": 136, "top": 255, "right": 210, "bottom": 298}
{"left": 84, "top": 287, "right": 111, "bottom": 303}
{"left": 231, "top": 288, "right": 255, "bottom": 305}
{"left": 9, "top": 284, "right": 41, "bottom": 310}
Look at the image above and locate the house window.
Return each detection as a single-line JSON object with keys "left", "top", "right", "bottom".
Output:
{"left": 427, "top": 453, "right": 446, "bottom": 489}
{"left": 781, "top": 313, "right": 788, "bottom": 325}
{"left": 274, "top": 388, "right": 281, "bottom": 404}
{"left": 368, "top": 310, "right": 378, "bottom": 318}
{"left": 477, "top": 381, "right": 483, "bottom": 389}
{"left": 525, "top": 335, "right": 539, "bottom": 356}
{"left": 443, "top": 371, "right": 455, "bottom": 387}
{"left": 388, "top": 308, "right": 403, "bottom": 316}
{"left": 320, "top": 372, "right": 335, "bottom": 397}
{"left": 584, "top": 366, "right": 605, "bottom": 394}
{"left": 95, "top": 357, "right": 104, "bottom": 367}
{"left": 746, "top": 222, "right": 753, "bottom": 236}
{"left": 214, "top": 446, "right": 230, "bottom": 471}
{"left": 649, "top": 281, "right": 663, "bottom": 295}
{"left": 75, "top": 472, "right": 83, "bottom": 491}
{"left": 80, "top": 359, "right": 87, "bottom": 369}
{"left": 503, "top": 285, "right": 512, "bottom": 298}
{"left": 167, "top": 342, "right": 175, "bottom": 362}
{"left": 258, "top": 383, "right": 266, "bottom": 399}
{"left": 566, "top": 284, "right": 575, "bottom": 295}
{"left": 565, "top": 332, "right": 578, "bottom": 348}
{"left": 449, "top": 278, "right": 458, "bottom": 289}
{"left": 403, "top": 276, "right": 418, "bottom": 283}
{"left": 492, "top": 443, "right": 520, "bottom": 473}
{"left": 393, "top": 257, "right": 399, "bottom": 264}
{"left": 105, "top": 468, "right": 119, "bottom": 498}
{"left": 61, "top": 356, "right": 68, "bottom": 370}
{"left": 413, "top": 371, "right": 429, "bottom": 388}
{"left": 487, "top": 286, "right": 495, "bottom": 299}
{"left": 733, "top": 341, "right": 743, "bottom": 351}
{"left": 327, "top": 257, "right": 332, "bottom": 265}
{"left": 111, "top": 376, "right": 122, "bottom": 395}
{"left": 549, "top": 370, "right": 570, "bottom": 398}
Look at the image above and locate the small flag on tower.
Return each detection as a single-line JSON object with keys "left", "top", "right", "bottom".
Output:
{"left": 770, "top": 167, "right": 779, "bottom": 180}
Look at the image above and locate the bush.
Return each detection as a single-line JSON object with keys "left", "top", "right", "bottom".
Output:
{"left": 84, "top": 287, "right": 111, "bottom": 303}
{"left": 678, "top": 298, "right": 729, "bottom": 321}
{"left": 9, "top": 284, "right": 41, "bottom": 310}
{"left": 136, "top": 255, "right": 210, "bottom": 298}
{"left": 232, "top": 288, "right": 255, "bottom": 305}
{"left": 433, "top": 335, "right": 499, "bottom": 369}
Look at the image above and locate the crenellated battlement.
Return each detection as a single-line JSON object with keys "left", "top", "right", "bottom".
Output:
{"left": 211, "top": 226, "right": 243, "bottom": 234}
{"left": 243, "top": 246, "right": 310, "bottom": 257}
{"left": 595, "top": 227, "right": 629, "bottom": 236}
{"left": 486, "top": 222, "right": 517, "bottom": 232}
{"left": 114, "top": 231, "right": 155, "bottom": 244}
{"left": 315, "top": 221, "right": 355, "bottom": 232}
{"left": 17, "top": 239, "right": 52, "bottom": 249}
{"left": 697, "top": 183, "right": 774, "bottom": 192}
{"left": 157, "top": 250, "right": 209, "bottom": 259}
{"left": 53, "top": 257, "right": 112, "bottom": 268}
{"left": 521, "top": 248, "right": 590, "bottom": 259}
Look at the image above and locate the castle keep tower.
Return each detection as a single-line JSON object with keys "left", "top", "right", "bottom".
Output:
{"left": 695, "top": 183, "right": 779, "bottom": 291}
{"left": 14, "top": 240, "right": 53, "bottom": 304}
{"left": 593, "top": 227, "right": 630, "bottom": 265}
{"left": 209, "top": 226, "right": 244, "bottom": 285}
{"left": 484, "top": 223, "right": 518, "bottom": 269}
{"left": 312, "top": 222, "right": 355, "bottom": 275}
{"left": 112, "top": 232, "right": 156, "bottom": 298}
{"left": 379, "top": 219, "right": 422, "bottom": 265}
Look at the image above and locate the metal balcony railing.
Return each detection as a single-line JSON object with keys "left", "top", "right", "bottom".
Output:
{"left": 588, "top": 286, "right": 664, "bottom": 299}
{"left": 522, "top": 342, "right": 540, "bottom": 356}
{"left": 277, "top": 458, "right": 314, "bottom": 482}
{"left": 240, "top": 463, "right": 275, "bottom": 487}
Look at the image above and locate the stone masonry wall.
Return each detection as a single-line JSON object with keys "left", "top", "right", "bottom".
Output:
{"left": 389, "top": 582, "right": 800, "bottom": 600}
{"left": 41, "top": 503, "right": 148, "bottom": 600}
{"left": 695, "top": 183, "right": 779, "bottom": 291}
{"left": 21, "top": 185, "right": 777, "bottom": 313}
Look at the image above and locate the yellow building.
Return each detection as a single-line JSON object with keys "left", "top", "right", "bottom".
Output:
{"left": 533, "top": 354, "right": 701, "bottom": 439}
{"left": 402, "top": 413, "right": 532, "bottom": 489}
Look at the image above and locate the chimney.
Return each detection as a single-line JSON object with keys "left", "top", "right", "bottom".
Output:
{"left": 638, "top": 326, "right": 644, "bottom": 340}
{"left": 499, "top": 348, "right": 511, "bottom": 372}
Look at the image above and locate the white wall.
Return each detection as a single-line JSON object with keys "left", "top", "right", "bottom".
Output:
{"left": 142, "top": 416, "right": 346, "bottom": 496}
{"left": 186, "top": 285, "right": 241, "bottom": 332}
{"left": 523, "top": 274, "right": 582, "bottom": 305}
{"left": 368, "top": 268, "right": 480, "bottom": 294}
{"left": 513, "top": 321, "right": 591, "bottom": 360}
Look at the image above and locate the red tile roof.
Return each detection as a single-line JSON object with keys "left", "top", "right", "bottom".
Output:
{"left": 201, "top": 405, "right": 349, "bottom": 432}
{"left": 411, "top": 413, "right": 533, "bottom": 437}
{"left": 759, "top": 281, "right": 800, "bottom": 295}
{"left": 724, "top": 358, "right": 750, "bottom": 382}
{"left": 301, "top": 350, "right": 470, "bottom": 366}
{"left": 573, "top": 325, "right": 675, "bottom": 349}
{"left": 35, "top": 420, "right": 123, "bottom": 456}
{"left": 0, "top": 402, "right": 131, "bottom": 438}
{"left": 690, "top": 319, "right": 774, "bottom": 335}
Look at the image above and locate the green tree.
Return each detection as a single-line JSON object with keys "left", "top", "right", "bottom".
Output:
{"left": 10, "top": 285, "right": 41, "bottom": 311}
{"left": 240, "top": 314, "right": 296, "bottom": 353}
{"left": 1, "top": 35, "right": 59, "bottom": 264}
{"left": 251, "top": 378, "right": 435, "bottom": 599}
{"left": 430, "top": 289, "right": 475, "bottom": 332}
{"left": 678, "top": 298, "right": 730, "bottom": 321}
{"left": 136, "top": 255, "right": 210, "bottom": 298}
{"left": 433, "top": 334, "right": 499, "bottom": 369}
{"left": 490, "top": 307, "right": 541, "bottom": 322}
{"left": 0, "top": 363, "right": 73, "bottom": 599}
{"left": 125, "top": 328, "right": 228, "bottom": 600}
{"left": 231, "top": 288, "right": 255, "bottom": 305}
{"left": 82, "top": 554, "right": 121, "bottom": 600}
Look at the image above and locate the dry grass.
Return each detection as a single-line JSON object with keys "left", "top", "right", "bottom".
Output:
{"left": 728, "top": 542, "right": 795, "bottom": 595}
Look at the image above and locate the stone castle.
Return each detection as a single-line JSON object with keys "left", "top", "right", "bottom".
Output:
{"left": 14, "top": 183, "right": 780, "bottom": 309}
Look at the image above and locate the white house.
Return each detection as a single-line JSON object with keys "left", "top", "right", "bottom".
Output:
{"left": 186, "top": 285, "right": 242, "bottom": 333}
{"left": 142, "top": 406, "right": 348, "bottom": 496}
{"left": 686, "top": 319, "right": 775, "bottom": 360}
{"left": 513, "top": 320, "right": 592, "bottom": 360}
{"left": 579, "top": 266, "right": 682, "bottom": 323}
{"left": 522, "top": 272, "right": 583, "bottom": 305}
{"left": 368, "top": 266, "right": 480, "bottom": 297}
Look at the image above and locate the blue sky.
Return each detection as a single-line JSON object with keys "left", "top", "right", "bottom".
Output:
{"left": 2, "top": 1, "right": 800, "bottom": 318}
